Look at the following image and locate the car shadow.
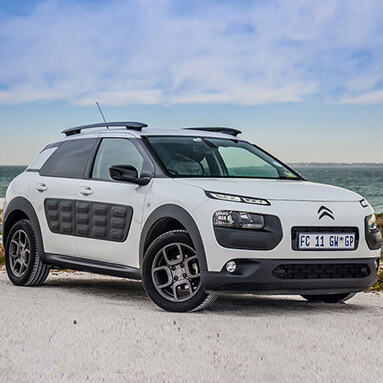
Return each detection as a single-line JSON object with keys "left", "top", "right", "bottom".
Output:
{"left": 207, "top": 294, "right": 370, "bottom": 317}
{"left": 42, "top": 272, "right": 376, "bottom": 317}
{"left": 46, "top": 272, "right": 147, "bottom": 301}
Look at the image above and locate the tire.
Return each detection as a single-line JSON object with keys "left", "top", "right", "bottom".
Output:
{"left": 301, "top": 293, "right": 356, "bottom": 303}
{"left": 5, "top": 219, "right": 50, "bottom": 286}
{"left": 142, "top": 230, "right": 218, "bottom": 312}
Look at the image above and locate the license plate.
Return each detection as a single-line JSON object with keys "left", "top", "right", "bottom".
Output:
{"left": 298, "top": 233, "right": 356, "bottom": 250}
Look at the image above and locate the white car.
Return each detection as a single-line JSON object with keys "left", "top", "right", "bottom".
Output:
{"left": 2, "top": 122, "right": 381, "bottom": 312}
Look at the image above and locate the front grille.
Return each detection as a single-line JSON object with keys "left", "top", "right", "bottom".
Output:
{"left": 272, "top": 263, "right": 370, "bottom": 280}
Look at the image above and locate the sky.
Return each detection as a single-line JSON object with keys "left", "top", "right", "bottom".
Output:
{"left": 0, "top": 0, "right": 382, "bottom": 165}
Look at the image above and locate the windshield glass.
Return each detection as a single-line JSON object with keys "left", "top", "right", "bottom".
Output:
{"left": 146, "top": 136, "right": 300, "bottom": 179}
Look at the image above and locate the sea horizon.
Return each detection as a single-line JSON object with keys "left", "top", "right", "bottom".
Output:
{"left": 1, "top": 163, "right": 382, "bottom": 213}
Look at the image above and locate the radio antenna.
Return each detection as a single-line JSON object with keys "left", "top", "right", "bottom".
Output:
{"left": 96, "top": 102, "right": 109, "bottom": 128}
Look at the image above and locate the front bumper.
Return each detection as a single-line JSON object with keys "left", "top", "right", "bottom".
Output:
{"left": 201, "top": 257, "right": 379, "bottom": 295}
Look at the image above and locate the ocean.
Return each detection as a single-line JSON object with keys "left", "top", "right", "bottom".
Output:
{"left": 293, "top": 164, "right": 383, "bottom": 213}
{"left": 0, "top": 165, "right": 27, "bottom": 197}
{"left": 0, "top": 164, "right": 382, "bottom": 213}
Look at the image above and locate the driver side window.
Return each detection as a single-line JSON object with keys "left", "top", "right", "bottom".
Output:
{"left": 92, "top": 138, "right": 144, "bottom": 181}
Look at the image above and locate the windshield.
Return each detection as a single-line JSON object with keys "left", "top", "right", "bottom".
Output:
{"left": 146, "top": 136, "right": 300, "bottom": 179}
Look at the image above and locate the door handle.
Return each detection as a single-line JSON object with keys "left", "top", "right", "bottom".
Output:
{"left": 35, "top": 183, "right": 48, "bottom": 192}
{"left": 79, "top": 186, "right": 94, "bottom": 196}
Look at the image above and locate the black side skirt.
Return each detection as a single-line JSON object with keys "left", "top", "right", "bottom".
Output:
{"left": 43, "top": 253, "right": 141, "bottom": 280}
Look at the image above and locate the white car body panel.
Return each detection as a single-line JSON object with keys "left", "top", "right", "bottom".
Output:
{"left": 28, "top": 174, "right": 80, "bottom": 256}
{"left": 75, "top": 179, "right": 150, "bottom": 266}
{"left": 174, "top": 178, "right": 362, "bottom": 202}
{"left": 3, "top": 172, "right": 35, "bottom": 212}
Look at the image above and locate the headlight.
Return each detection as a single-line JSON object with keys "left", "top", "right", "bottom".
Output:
{"left": 213, "top": 210, "right": 265, "bottom": 230}
{"left": 206, "top": 191, "right": 270, "bottom": 206}
{"left": 367, "top": 214, "right": 377, "bottom": 231}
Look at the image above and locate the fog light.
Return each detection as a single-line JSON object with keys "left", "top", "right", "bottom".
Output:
{"left": 226, "top": 261, "right": 237, "bottom": 273}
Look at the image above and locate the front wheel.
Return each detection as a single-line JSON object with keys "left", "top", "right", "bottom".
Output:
{"left": 301, "top": 293, "right": 356, "bottom": 303}
{"left": 142, "top": 230, "right": 218, "bottom": 312}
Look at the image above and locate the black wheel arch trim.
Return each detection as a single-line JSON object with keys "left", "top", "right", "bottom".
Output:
{"left": 139, "top": 204, "right": 208, "bottom": 271}
{"left": 3, "top": 197, "right": 45, "bottom": 255}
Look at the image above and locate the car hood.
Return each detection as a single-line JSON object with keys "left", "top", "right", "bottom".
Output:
{"left": 174, "top": 178, "right": 362, "bottom": 202}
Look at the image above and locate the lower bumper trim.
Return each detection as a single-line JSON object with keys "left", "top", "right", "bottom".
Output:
{"left": 201, "top": 257, "right": 379, "bottom": 294}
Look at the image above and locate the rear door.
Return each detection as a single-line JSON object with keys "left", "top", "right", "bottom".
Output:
{"left": 29, "top": 138, "right": 98, "bottom": 257}
{"left": 76, "top": 137, "right": 154, "bottom": 266}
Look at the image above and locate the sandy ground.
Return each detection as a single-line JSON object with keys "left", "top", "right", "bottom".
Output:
{"left": 1, "top": 272, "right": 383, "bottom": 383}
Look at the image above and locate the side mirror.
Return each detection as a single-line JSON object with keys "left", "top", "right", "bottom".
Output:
{"left": 109, "top": 165, "right": 152, "bottom": 185}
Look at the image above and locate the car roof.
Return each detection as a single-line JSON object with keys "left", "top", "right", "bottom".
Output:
{"left": 40, "top": 126, "right": 245, "bottom": 158}
{"left": 62, "top": 126, "right": 243, "bottom": 141}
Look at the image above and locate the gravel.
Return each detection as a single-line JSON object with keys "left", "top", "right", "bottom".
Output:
{"left": 1, "top": 269, "right": 383, "bottom": 382}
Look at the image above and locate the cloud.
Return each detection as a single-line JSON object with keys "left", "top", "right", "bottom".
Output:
{"left": 0, "top": 0, "right": 382, "bottom": 106}
{"left": 339, "top": 90, "right": 383, "bottom": 105}
{"left": 76, "top": 90, "right": 163, "bottom": 106}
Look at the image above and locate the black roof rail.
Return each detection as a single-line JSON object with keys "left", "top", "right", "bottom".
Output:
{"left": 184, "top": 127, "right": 242, "bottom": 137}
{"left": 62, "top": 121, "right": 148, "bottom": 137}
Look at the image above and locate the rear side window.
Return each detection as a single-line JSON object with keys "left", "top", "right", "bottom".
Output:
{"left": 28, "top": 147, "right": 58, "bottom": 171}
{"left": 40, "top": 139, "right": 97, "bottom": 178}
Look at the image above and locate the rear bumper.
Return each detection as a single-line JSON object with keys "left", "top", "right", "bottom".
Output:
{"left": 201, "top": 257, "right": 379, "bottom": 295}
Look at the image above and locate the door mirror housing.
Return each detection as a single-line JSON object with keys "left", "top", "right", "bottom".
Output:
{"left": 109, "top": 165, "right": 152, "bottom": 185}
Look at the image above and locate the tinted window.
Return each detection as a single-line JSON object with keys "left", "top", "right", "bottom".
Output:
{"left": 218, "top": 146, "right": 279, "bottom": 178}
{"left": 147, "top": 136, "right": 299, "bottom": 179}
{"left": 92, "top": 138, "right": 144, "bottom": 181}
{"left": 40, "top": 139, "right": 97, "bottom": 178}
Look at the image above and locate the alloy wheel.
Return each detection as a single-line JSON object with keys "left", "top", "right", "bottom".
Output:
{"left": 151, "top": 242, "right": 202, "bottom": 302}
{"left": 8, "top": 229, "right": 31, "bottom": 278}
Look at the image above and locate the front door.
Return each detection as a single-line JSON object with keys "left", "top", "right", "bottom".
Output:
{"left": 76, "top": 137, "right": 153, "bottom": 266}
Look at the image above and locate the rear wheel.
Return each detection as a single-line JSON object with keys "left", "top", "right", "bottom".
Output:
{"left": 301, "top": 293, "right": 355, "bottom": 303}
{"left": 142, "top": 230, "right": 218, "bottom": 312}
{"left": 5, "top": 219, "right": 50, "bottom": 286}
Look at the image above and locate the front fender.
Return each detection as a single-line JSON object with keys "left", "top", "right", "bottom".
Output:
{"left": 139, "top": 204, "right": 208, "bottom": 271}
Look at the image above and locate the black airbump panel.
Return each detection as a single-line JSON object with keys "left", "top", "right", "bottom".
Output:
{"left": 44, "top": 199, "right": 133, "bottom": 242}
{"left": 272, "top": 263, "right": 370, "bottom": 280}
